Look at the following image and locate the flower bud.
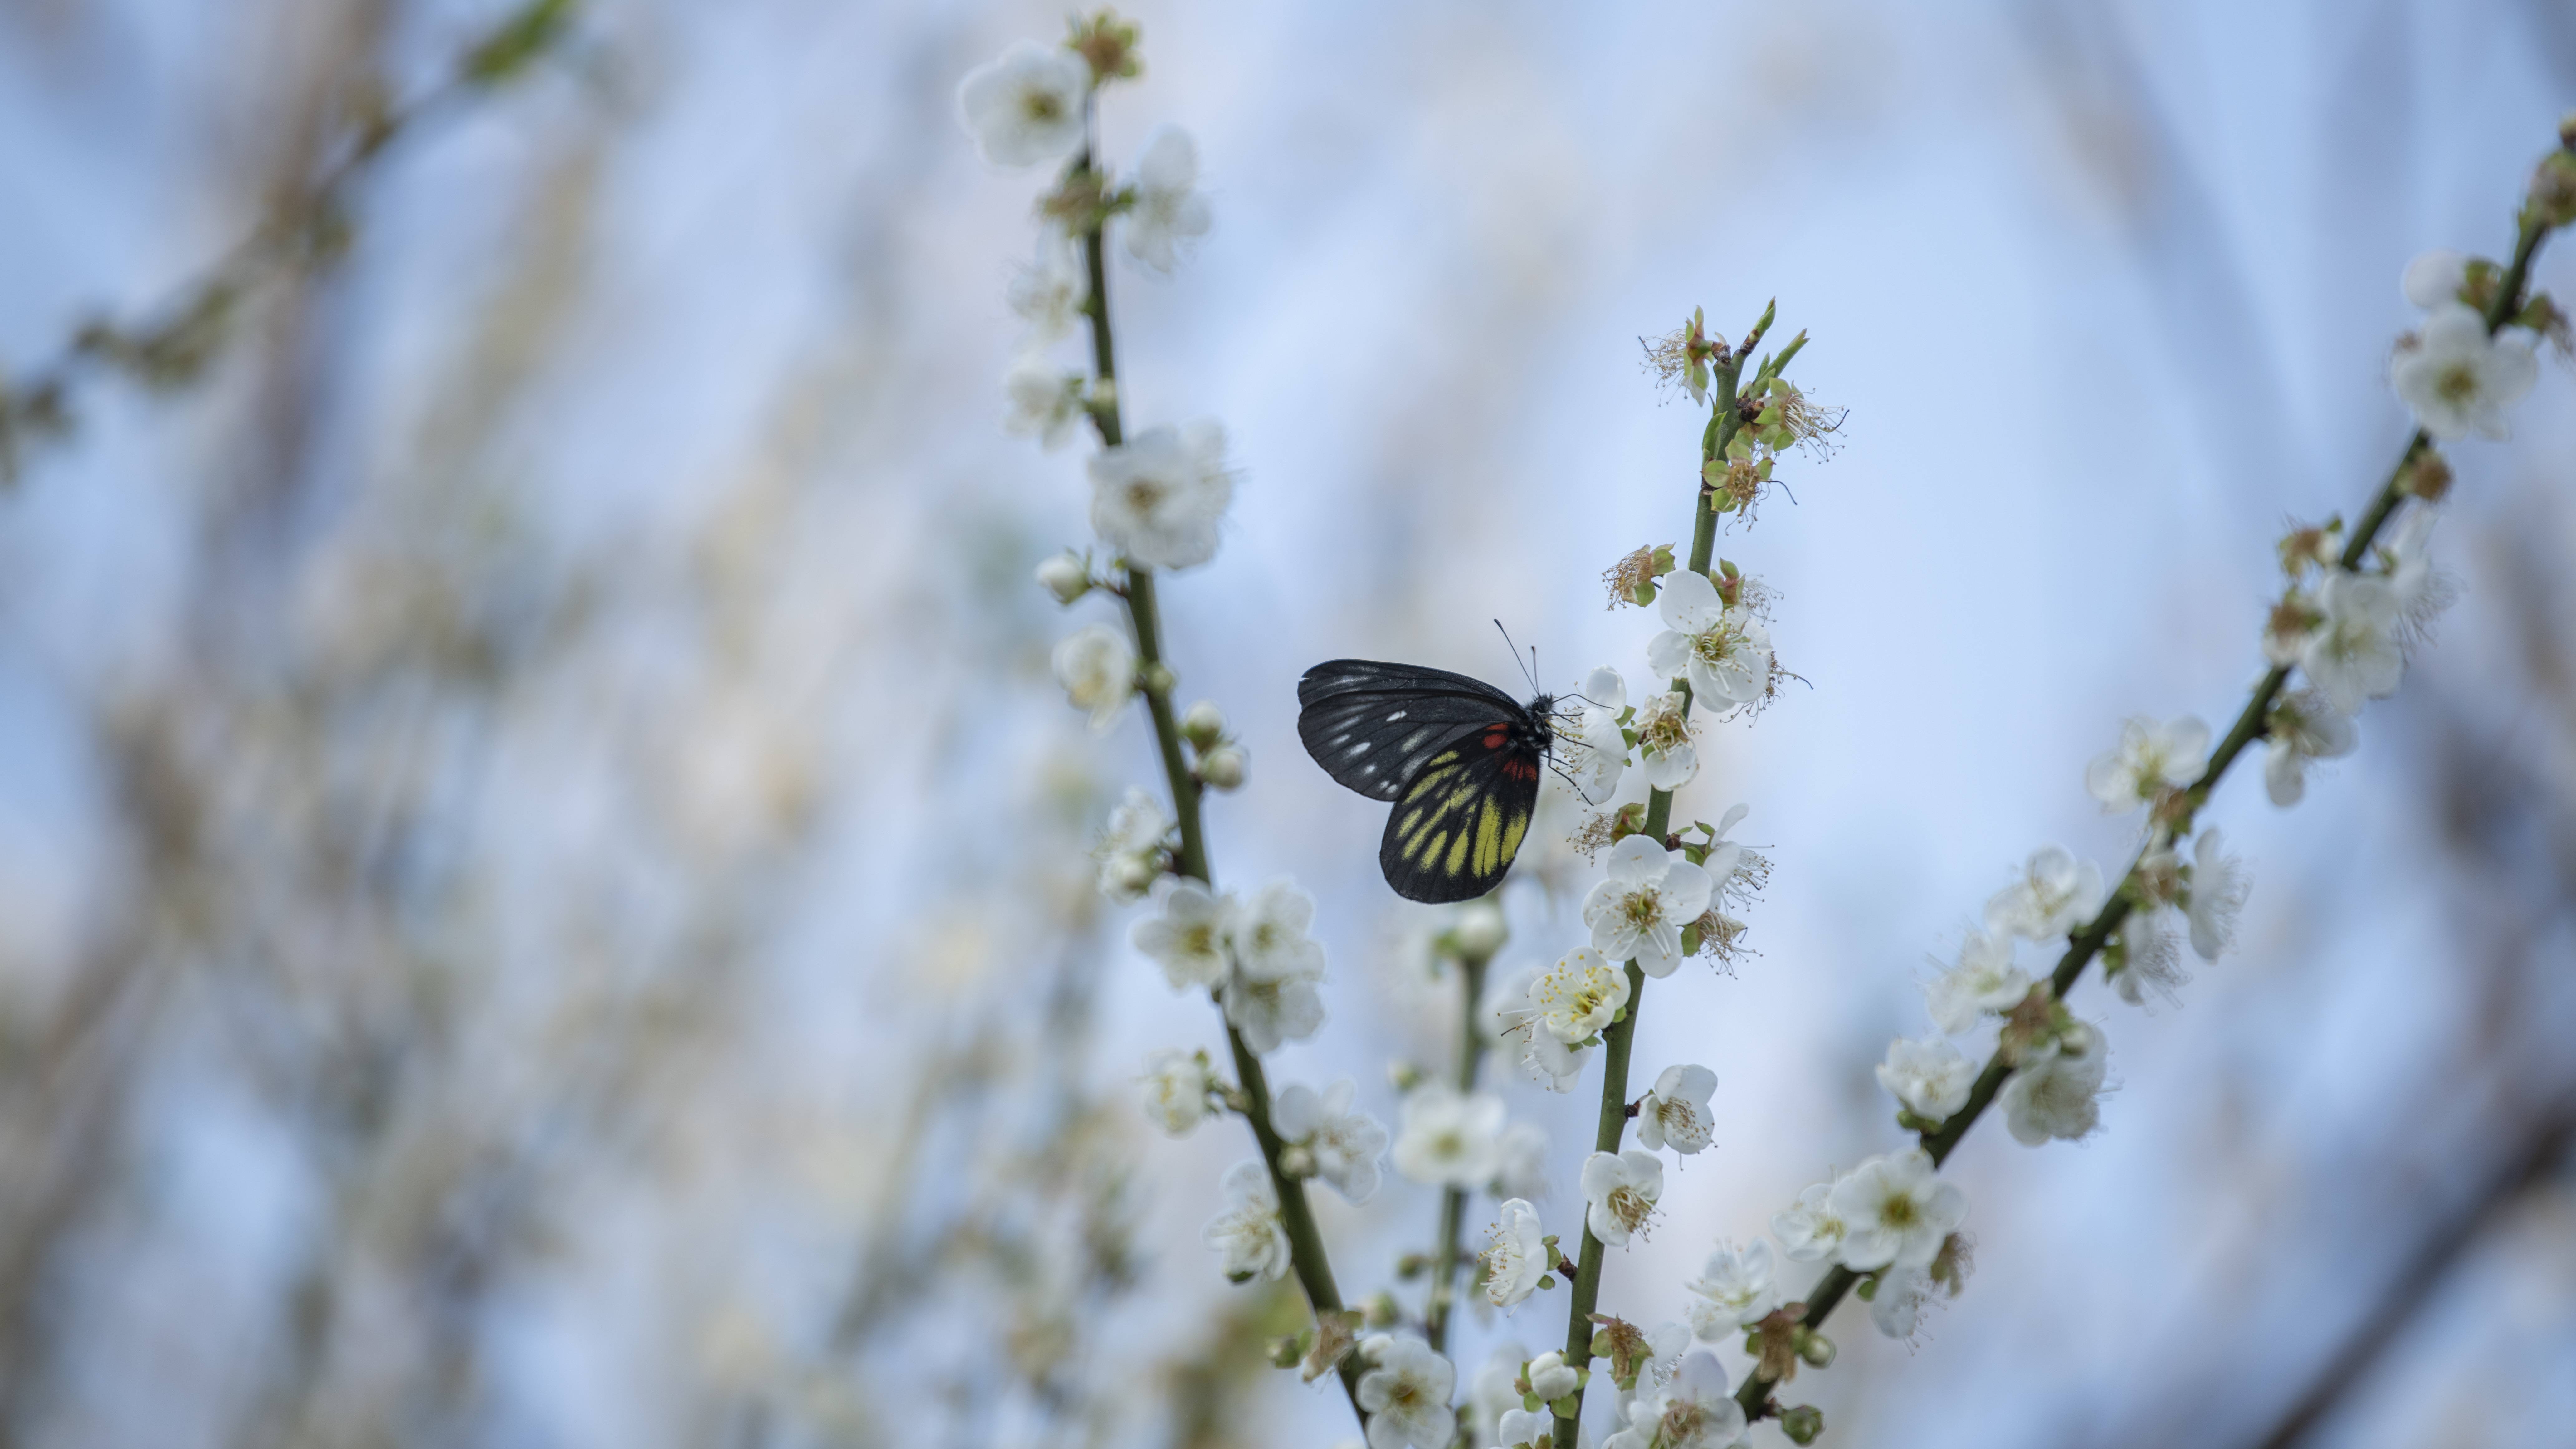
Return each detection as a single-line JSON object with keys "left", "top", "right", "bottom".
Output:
{"left": 2401, "top": 450, "right": 2453, "bottom": 503}
{"left": 1035, "top": 553, "right": 1090, "bottom": 605}
{"left": 1180, "top": 700, "right": 1226, "bottom": 749}
{"left": 1361, "top": 1291, "right": 1401, "bottom": 1328}
{"left": 1266, "top": 1334, "right": 1303, "bottom": 1368}
{"left": 1780, "top": 1405, "right": 1825, "bottom": 1445}
{"left": 1607, "top": 802, "right": 1648, "bottom": 844}
{"left": 1108, "top": 854, "right": 1158, "bottom": 898}
{"left": 1450, "top": 900, "right": 1508, "bottom": 959}
{"left": 2531, "top": 149, "right": 2576, "bottom": 229}
{"left": 1277, "top": 1144, "right": 1315, "bottom": 1179}
{"left": 1795, "top": 1328, "right": 1835, "bottom": 1368}
{"left": 1196, "top": 745, "right": 1246, "bottom": 790}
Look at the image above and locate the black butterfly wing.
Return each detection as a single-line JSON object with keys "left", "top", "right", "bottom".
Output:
{"left": 1376, "top": 724, "right": 1543, "bottom": 904}
{"left": 1298, "top": 659, "right": 1525, "bottom": 803}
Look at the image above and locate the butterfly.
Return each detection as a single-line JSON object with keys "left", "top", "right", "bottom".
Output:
{"left": 1296, "top": 659, "right": 1563, "bottom": 903}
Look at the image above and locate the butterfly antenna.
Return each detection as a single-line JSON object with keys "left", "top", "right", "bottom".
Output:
{"left": 1493, "top": 620, "right": 1543, "bottom": 697}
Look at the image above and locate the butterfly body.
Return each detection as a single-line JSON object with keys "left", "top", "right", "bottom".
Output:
{"left": 1296, "top": 659, "right": 1558, "bottom": 903}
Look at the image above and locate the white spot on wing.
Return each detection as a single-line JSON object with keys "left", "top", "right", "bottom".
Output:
{"left": 1387, "top": 710, "right": 1408, "bottom": 721}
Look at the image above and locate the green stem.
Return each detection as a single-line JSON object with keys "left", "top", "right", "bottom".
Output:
{"left": 1732, "top": 198, "right": 2560, "bottom": 1427}
{"left": 1424, "top": 949, "right": 1493, "bottom": 1353}
{"left": 1553, "top": 305, "right": 1771, "bottom": 1449}
{"left": 1073, "top": 126, "right": 1364, "bottom": 1419}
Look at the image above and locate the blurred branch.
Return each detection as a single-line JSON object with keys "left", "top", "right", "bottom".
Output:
{"left": 2244, "top": 1108, "right": 2574, "bottom": 1449}
{"left": 1735, "top": 134, "right": 2569, "bottom": 1426}
{"left": 1422, "top": 947, "right": 1489, "bottom": 1354}
{"left": 0, "top": 0, "right": 579, "bottom": 486}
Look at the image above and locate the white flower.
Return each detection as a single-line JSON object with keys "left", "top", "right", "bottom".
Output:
{"left": 2382, "top": 506, "right": 2456, "bottom": 641}
{"left": 1124, "top": 124, "right": 1213, "bottom": 273}
{"left": 1087, "top": 421, "right": 1233, "bottom": 569}
{"left": 1491, "top": 1119, "right": 1550, "bottom": 1200}
{"left": 1828, "top": 1149, "right": 1967, "bottom": 1271}
{"left": 1531, "top": 944, "right": 1629, "bottom": 1042}
{"left": 1875, "top": 1034, "right": 1974, "bottom": 1121}
{"left": 2401, "top": 249, "right": 2469, "bottom": 309}
{"left": 1493, "top": 1408, "right": 1554, "bottom": 1449}
{"left": 1770, "top": 1182, "right": 1847, "bottom": 1264}
{"left": 1094, "top": 788, "right": 1169, "bottom": 901}
{"left": 1645, "top": 569, "right": 1772, "bottom": 709}
{"left": 1053, "top": 623, "right": 1135, "bottom": 732}
{"left": 2111, "top": 905, "right": 2188, "bottom": 1008}
{"left": 1868, "top": 1264, "right": 1935, "bottom": 1340}
{"left": 1635, "top": 1063, "right": 1717, "bottom": 1155}
{"left": 1626, "top": 1321, "right": 1694, "bottom": 1407}
{"left": 1525, "top": 1349, "right": 1580, "bottom": 1402}
{"left": 1470, "top": 1346, "right": 1533, "bottom": 1449}
{"left": 1983, "top": 846, "right": 2107, "bottom": 943}
{"left": 1034, "top": 551, "right": 1089, "bottom": 605}
{"left": 2084, "top": 715, "right": 2211, "bottom": 813}
{"left": 2300, "top": 570, "right": 2404, "bottom": 713}
{"left": 1203, "top": 1160, "right": 1291, "bottom": 1282}
{"left": 2185, "top": 828, "right": 2250, "bottom": 962}
{"left": 1219, "top": 882, "right": 1327, "bottom": 1052}
{"left": 2263, "top": 585, "right": 2323, "bottom": 668}
{"left": 1482, "top": 961, "right": 1542, "bottom": 1048}
{"left": 1481, "top": 1198, "right": 1550, "bottom": 1309}
{"left": 1393, "top": 1082, "right": 1507, "bottom": 1187}
{"left": 1139, "top": 1049, "right": 1213, "bottom": 1135}
{"left": 1451, "top": 899, "right": 1509, "bottom": 959}
{"left": 1582, "top": 836, "right": 1714, "bottom": 978}
{"left": 1681, "top": 1239, "right": 1777, "bottom": 1340}
{"left": 2263, "top": 690, "right": 2358, "bottom": 807}
{"left": 2392, "top": 302, "right": 2538, "bottom": 441}
{"left": 1633, "top": 691, "right": 1699, "bottom": 790}
{"left": 1003, "top": 355, "right": 1084, "bottom": 447}
{"left": 1699, "top": 803, "right": 1761, "bottom": 905}
{"left": 955, "top": 40, "right": 1088, "bottom": 168}
{"left": 1579, "top": 1149, "right": 1663, "bottom": 1247}
{"left": 1499, "top": 961, "right": 1595, "bottom": 1091}
{"left": 1566, "top": 667, "right": 1630, "bottom": 803}
{"left": 1198, "top": 744, "right": 1246, "bottom": 790}
{"left": 1355, "top": 1336, "right": 1456, "bottom": 1449}
{"left": 1132, "top": 880, "right": 1232, "bottom": 990}
{"left": 1008, "top": 231, "right": 1089, "bottom": 342}
{"left": 1274, "top": 1079, "right": 1389, "bottom": 1204}
{"left": 1924, "top": 926, "right": 2032, "bottom": 1033}
{"left": 2000, "top": 1023, "right": 2110, "bottom": 1146}
{"left": 1602, "top": 1352, "right": 1743, "bottom": 1449}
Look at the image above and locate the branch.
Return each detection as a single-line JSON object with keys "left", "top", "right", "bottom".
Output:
{"left": 1734, "top": 192, "right": 2561, "bottom": 1426}
{"left": 1424, "top": 946, "right": 1493, "bottom": 1353}
{"left": 0, "top": 0, "right": 579, "bottom": 486}
{"left": 1071, "top": 129, "right": 1366, "bottom": 1420}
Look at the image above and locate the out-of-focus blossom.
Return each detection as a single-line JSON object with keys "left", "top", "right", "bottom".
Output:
{"left": 1124, "top": 125, "right": 1212, "bottom": 272}
{"left": 1925, "top": 925, "right": 2031, "bottom": 1033}
{"left": 955, "top": 40, "right": 1088, "bottom": 167}
{"left": 1052, "top": 622, "right": 1134, "bottom": 731}
{"left": 1876, "top": 1033, "right": 1974, "bottom": 1121}
{"left": 2084, "top": 715, "right": 2210, "bottom": 813}
{"left": 1274, "top": 1079, "right": 1388, "bottom": 1203}
{"left": 1204, "top": 1160, "right": 1291, "bottom": 1281}
{"left": 1829, "top": 1149, "right": 1966, "bottom": 1271}
{"left": 1393, "top": 1082, "right": 1507, "bottom": 1187}
{"left": 2000, "top": 1023, "right": 2110, "bottom": 1146}
{"left": 1088, "top": 421, "right": 1232, "bottom": 569}
{"left": 2392, "top": 302, "right": 2538, "bottom": 440}
{"left": 1682, "top": 1238, "right": 1777, "bottom": 1340}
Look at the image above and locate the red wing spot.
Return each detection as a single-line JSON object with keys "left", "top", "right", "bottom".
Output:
{"left": 1482, "top": 725, "right": 1508, "bottom": 749}
{"left": 1501, "top": 758, "right": 1538, "bottom": 781}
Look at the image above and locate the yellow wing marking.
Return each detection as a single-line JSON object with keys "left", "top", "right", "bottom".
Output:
{"left": 1444, "top": 827, "right": 1472, "bottom": 876}
{"left": 1473, "top": 798, "right": 1503, "bottom": 877}
{"left": 1403, "top": 752, "right": 1463, "bottom": 803}
{"left": 1500, "top": 810, "right": 1528, "bottom": 865}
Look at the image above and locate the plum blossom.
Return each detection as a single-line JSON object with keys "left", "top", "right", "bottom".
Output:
{"left": 1273, "top": 1079, "right": 1388, "bottom": 1204}
{"left": 1218, "top": 881, "right": 1327, "bottom": 1052}
{"left": 1491, "top": 1119, "right": 1549, "bottom": 1201}
{"left": 1203, "top": 1160, "right": 1291, "bottom": 1281}
{"left": 955, "top": 40, "right": 1088, "bottom": 167}
{"left": 1088, "top": 421, "right": 1233, "bottom": 569}
{"left": 1580, "top": 1149, "right": 1664, "bottom": 1247}
{"left": 2085, "top": 715, "right": 2211, "bottom": 814}
{"left": 1531, "top": 945, "right": 1629, "bottom": 1043}
{"left": 1139, "top": 1049, "right": 1214, "bottom": 1135}
{"left": 1131, "top": 879, "right": 1231, "bottom": 989}
{"left": 2186, "top": 828, "right": 2250, "bottom": 962}
{"left": 2401, "top": 249, "right": 2471, "bottom": 309}
{"left": 1633, "top": 691, "right": 1698, "bottom": 790}
{"left": 1646, "top": 569, "right": 1773, "bottom": 709}
{"left": 1875, "top": 1033, "right": 1974, "bottom": 1121}
{"left": 1984, "top": 846, "right": 2107, "bottom": 943}
{"left": 1034, "top": 551, "right": 1089, "bottom": 605}
{"left": 1093, "top": 788, "right": 1169, "bottom": 900}
{"left": 1563, "top": 666, "right": 1632, "bottom": 803}
{"left": 2382, "top": 506, "right": 2456, "bottom": 641}
{"left": 2300, "top": 570, "right": 2405, "bottom": 713}
{"left": 2392, "top": 302, "right": 2538, "bottom": 441}
{"left": 1582, "top": 837, "right": 1714, "bottom": 978}
{"left": 1124, "top": 125, "right": 1213, "bottom": 273}
{"left": 1525, "top": 1350, "right": 1580, "bottom": 1403}
{"left": 1053, "top": 623, "right": 1135, "bottom": 732}
{"left": 1924, "top": 926, "right": 2032, "bottom": 1033}
{"left": 1828, "top": 1149, "right": 1967, "bottom": 1271}
{"left": 1481, "top": 1199, "right": 1551, "bottom": 1309}
{"left": 1393, "top": 1083, "right": 1507, "bottom": 1187}
{"left": 1003, "top": 355, "right": 1084, "bottom": 447}
{"left": 1634, "top": 1063, "right": 1717, "bottom": 1154}
{"left": 1469, "top": 1346, "right": 1532, "bottom": 1449}
{"left": 1601, "top": 1352, "right": 1744, "bottom": 1449}
{"left": 2263, "top": 690, "right": 2358, "bottom": 807}
{"left": 2110, "top": 905, "right": 2188, "bottom": 1008}
{"left": 1771, "top": 1181, "right": 1847, "bottom": 1264}
{"left": 1492, "top": 1409, "right": 1555, "bottom": 1449}
{"left": 1007, "top": 231, "right": 1089, "bottom": 342}
{"left": 1681, "top": 1239, "right": 1777, "bottom": 1340}
{"left": 1355, "top": 1336, "right": 1456, "bottom": 1449}
{"left": 1868, "top": 1265, "right": 1936, "bottom": 1340}
{"left": 2000, "top": 1023, "right": 2110, "bottom": 1145}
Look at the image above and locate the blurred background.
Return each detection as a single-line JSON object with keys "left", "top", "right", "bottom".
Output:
{"left": 2, "top": 1, "right": 2573, "bottom": 1446}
